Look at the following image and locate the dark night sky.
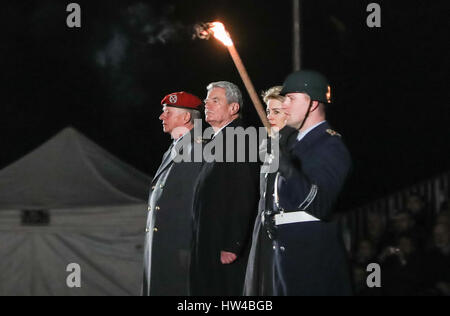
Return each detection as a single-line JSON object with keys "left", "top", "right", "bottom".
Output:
{"left": 1, "top": 0, "right": 449, "bottom": 210}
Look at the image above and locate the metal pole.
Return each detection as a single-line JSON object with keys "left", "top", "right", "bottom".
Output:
{"left": 293, "top": 0, "right": 301, "bottom": 71}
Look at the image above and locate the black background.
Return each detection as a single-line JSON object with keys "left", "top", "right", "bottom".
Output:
{"left": 2, "top": 0, "right": 449, "bottom": 210}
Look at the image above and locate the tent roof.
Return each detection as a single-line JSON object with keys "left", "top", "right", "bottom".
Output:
{"left": 0, "top": 127, "right": 151, "bottom": 210}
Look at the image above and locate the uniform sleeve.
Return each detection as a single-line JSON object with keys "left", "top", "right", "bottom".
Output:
{"left": 276, "top": 137, "right": 352, "bottom": 221}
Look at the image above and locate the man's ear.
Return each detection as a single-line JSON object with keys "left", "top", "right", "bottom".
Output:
{"left": 229, "top": 102, "right": 240, "bottom": 116}
{"left": 310, "top": 100, "right": 320, "bottom": 112}
{"left": 184, "top": 111, "right": 192, "bottom": 124}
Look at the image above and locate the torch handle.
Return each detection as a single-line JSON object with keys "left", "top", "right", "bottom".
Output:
{"left": 227, "top": 45, "right": 272, "bottom": 133}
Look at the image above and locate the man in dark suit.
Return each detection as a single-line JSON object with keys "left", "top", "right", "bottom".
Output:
{"left": 190, "top": 81, "right": 260, "bottom": 296}
{"left": 244, "top": 70, "right": 353, "bottom": 296}
{"left": 142, "top": 91, "right": 204, "bottom": 296}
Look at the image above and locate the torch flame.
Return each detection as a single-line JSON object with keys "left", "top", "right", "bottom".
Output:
{"left": 210, "top": 22, "right": 233, "bottom": 47}
{"left": 194, "top": 21, "right": 271, "bottom": 132}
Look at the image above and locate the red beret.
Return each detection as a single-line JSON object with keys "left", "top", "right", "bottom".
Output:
{"left": 161, "top": 91, "right": 203, "bottom": 111}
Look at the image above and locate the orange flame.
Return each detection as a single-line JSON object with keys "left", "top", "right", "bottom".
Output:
{"left": 210, "top": 22, "right": 233, "bottom": 47}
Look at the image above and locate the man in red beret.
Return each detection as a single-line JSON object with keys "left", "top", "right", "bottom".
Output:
{"left": 142, "top": 91, "right": 204, "bottom": 296}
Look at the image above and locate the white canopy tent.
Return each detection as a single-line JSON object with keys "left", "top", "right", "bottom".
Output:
{"left": 0, "top": 127, "right": 151, "bottom": 296}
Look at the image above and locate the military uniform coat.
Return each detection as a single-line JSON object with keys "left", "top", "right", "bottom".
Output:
{"left": 244, "top": 121, "right": 353, "bottom": 296}
{"left": 190, "top": 118, "right": 260, "bottom": 296}
{"left": 142, "top": 131, "right": 203, "bottom": 296}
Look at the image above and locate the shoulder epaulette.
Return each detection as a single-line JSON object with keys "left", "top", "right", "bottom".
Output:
{"left": 326, "top": 129, "right": 342, "bottom": 137}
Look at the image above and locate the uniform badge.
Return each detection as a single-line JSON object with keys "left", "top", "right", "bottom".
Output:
{"left": 169, "top": 94, "right": 178, "bottom": 104}
{"left": 326, "top": 129, "right": 341, "bottom": 137}
{"left": 194, "top": 136, "right": 205, "bottom": 144}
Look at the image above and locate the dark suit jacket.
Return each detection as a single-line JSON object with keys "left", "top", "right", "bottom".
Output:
{"left": 190, "top": 118, "right": 260, "bottom": 296}
{"left": 142, "top": 130, "right": 203, "bottom": 296}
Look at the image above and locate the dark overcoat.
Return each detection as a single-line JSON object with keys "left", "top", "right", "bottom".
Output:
{"left": 142, "top": 130, "right": 203, "bottom": 296}
{"left": 244, "top": 121, "right": 353, "bottom": 296}
{"left": 190, "top": 118, "right": 260, "bottom": 296}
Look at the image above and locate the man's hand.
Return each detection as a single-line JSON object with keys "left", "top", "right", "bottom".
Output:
{"left": 278, "top": 125, "right": 299, "bottom": 150}
{"left": 277, "top": 125, "right": 301, "bottom": 177}
{"left": 220, "top": 251, "right": 237, "bottom": 264}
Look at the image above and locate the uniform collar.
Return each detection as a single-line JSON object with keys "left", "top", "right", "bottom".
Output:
{"left": 291, "top": 121, "right": 332, "bottom": 155}
{"left": 297, "top": 120, "right": 327, "bottom": 142}
{"left": 173, "top": 129, "right": 191, "bottom": 145}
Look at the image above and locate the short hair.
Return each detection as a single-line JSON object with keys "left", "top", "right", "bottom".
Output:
{"left": 186, "top": 108, "right": 202, "bottom": 124}
{"left": 262, "top": 86, "right": 285, "bottom": 106}
{"left": 207, "top": 81, "right": 243, "bottom": 117}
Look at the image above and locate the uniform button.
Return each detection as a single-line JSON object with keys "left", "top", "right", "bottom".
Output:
{"left": 280, "top": 246, "right": 286, "bottom": 252}
{"left": 151, "top": 186, "right": 156, "bottom": 190}
{"left": 145, "top": 228, "right": 150, "bottom": 233}
{"left": 160, "top": 184, "right": 164, "bottom": 189}
{"left": 155, "top": 206, "right": 160, "bottom": 211}
{"left": 148, "top": 206, "right": 152, "bottom": 212}
{"left": 153, "top": 227, "right": 158, "bottom": 232}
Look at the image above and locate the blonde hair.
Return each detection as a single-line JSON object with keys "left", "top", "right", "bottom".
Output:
{"left": 262, "top": 86, "right": 285, "bottom": 106}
